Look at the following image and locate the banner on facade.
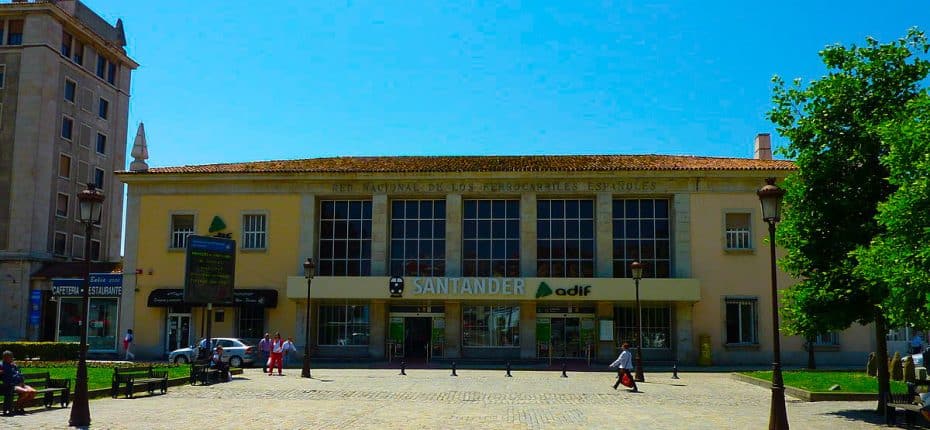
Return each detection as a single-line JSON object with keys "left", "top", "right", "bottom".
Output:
{"left": 184, "top": 235, "right": 236, "bottom": 305}
{"left": 52, "top": 273, "right": 123, "bottom": 296}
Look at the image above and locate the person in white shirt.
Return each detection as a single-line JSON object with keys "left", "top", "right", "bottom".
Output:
{"left": 282, "top": 337, "right": 298, "bottom": 369}
{"left": 609, "top": 342, "right": 638, "bottom": 392}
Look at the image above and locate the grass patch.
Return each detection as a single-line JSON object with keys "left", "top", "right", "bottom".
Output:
{"left": 19, "top": 363, "right": 189, "bottom": 391}
{"left": 742, "top": 370, "right": 910, "bottom": 393}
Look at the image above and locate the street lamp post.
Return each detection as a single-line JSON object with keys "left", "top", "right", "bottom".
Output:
{"left": 69, "top": 183, "right": 104, "bottom": 428}
{"left": 631, "top": 261, "right": 645, "bottom": 383}
{"left": 302, "top": 257, "right": 315, "bottom": 379}
{"left": 758, "top": 177, "right": 788, "bottom": 430}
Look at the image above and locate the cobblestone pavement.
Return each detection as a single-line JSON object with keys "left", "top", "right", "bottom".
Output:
{"left": 1, "top": 369, "right": 889, "bottom": 429}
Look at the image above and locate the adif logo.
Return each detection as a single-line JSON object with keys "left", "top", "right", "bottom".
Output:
{"left": 536, "top": 282, "right": 592, "bottom": 298}
{"left": 536, "top": 282, "right": 554, "bottom": 298}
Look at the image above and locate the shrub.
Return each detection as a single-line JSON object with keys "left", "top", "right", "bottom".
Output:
{"left": 0, "top": 342, "right": 80, "bottom": 361}
{"left": 891, "top": 352, "right": 904, "bottom": 381}
{"left": 867, "top": 352, "right": 877, "bottom": 376}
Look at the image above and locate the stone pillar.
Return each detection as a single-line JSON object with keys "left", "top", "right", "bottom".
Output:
{"left": 444, "top": 301, "right": 461, "bottom": 358}
{"left": 675, "top": 302, "right": 695, "bottom": 364}
{"left": 520, "top": 193, "right": 537, "bottom": 277}
{"left": 371, "top": 194, "right": 388, "bottom": 276}
{"left": 520, "top": 301, "right": 537, "bottom": 359}
{"left": 595, "top": 192, "right": 613, "bottom": 277}
{"left": 445, "top": 194, "right": 462, "bottom": 277}
{"left": 596, "top": 301, "right": 615, "bottom": 362}
{"left": 673, "top": 194, "right": 692, "bottom": 277}
{"left": 369, "top": 300, "right": 386, "bottom": 358}
{"left": 297, "top": 194, "right": 317, "bottom": 272}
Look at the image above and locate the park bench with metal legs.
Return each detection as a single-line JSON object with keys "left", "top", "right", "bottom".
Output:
{"left": 1, "top": 372, "right": 70, "bottom": 415}
{"left": 886, "top": 380, "right": 930, "bottom": 425}
{"left": 111, "top": 366, "right": 168, "bottom": 399}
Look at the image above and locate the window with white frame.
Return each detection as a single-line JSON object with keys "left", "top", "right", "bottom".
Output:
{"left": 537, "top": 199, "right": 595, "bottom": 277}
{"left": 53, "top": 232, "right": 67, "bottom": 256}
{"left": 725, "top": 212, "right": 752, "bottom": 250}
{"left": 813, "top": 332, "right": 839, "bottom": 346}
{"left": 317, "top": 304, "right": 370, "bottom": 346}
{"left": 614, "top": 305, "right": 671, "bottom": 349}
{"left": 58, "top": 154, "right": 71, "bottom": 179}
{"left": 95, "top": 133, "right": 106, "bottom": 155}
{"left": 319, "top": 200, "right": 372, "bottom": 276}
{"left": 61, "top": 116, "right": 74, "bottom": 140}
{"left": 93, "top": 167, "right": 104, "bottom": 190}
{"left": 612, "top": 199, "right": 671, "bottom": 278}
{"left": 72, "top": 235, "right": 85, "bottom": 260}
{"left": 64, "top": 79, "right": 76, "bottom": 103}
{"left": 170, "top": 214, "right": 195, "bottom": 249}
{"left": 90, "top": 239, "right": 101, "bottom": 261}
{"left": 462, "top": 199, "right": 520, "bottom": 277}
{"left": 98, "top": 97, "right": 108, "bottom": 120}
{"left": 390, "top": 199, "right": 446, "bottom": 276}
{"left": 725, "top": 297, "right": 758, "bottom": 345}
{"left": 56, "top": 193, "right": 69, "bottom": 218}
{"left": 241, "top": 214, "right": 267, "bottom": 250}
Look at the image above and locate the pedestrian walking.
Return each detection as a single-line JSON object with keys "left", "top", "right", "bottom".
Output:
{"left": 258, "top": 333, "right": 272, "bottom": 373}
{"left": 267, "top": 332, "right": 284, "bottom": 376}
{"left": 123, "top": 329, "right": 135, "bottom": 361}
{"left": 610, "top": 342, "right": 638, "bottom": 392}
{"left": 282, "top": 337, "right": 298, "bottom": 368}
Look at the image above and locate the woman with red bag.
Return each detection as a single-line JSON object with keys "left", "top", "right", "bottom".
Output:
{"left": 609, "top": 342, "right": 638, "bottom": 392}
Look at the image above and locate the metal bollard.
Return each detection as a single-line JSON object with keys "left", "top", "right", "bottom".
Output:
{"left": 451, "top": 361, "right": 458, "bottom": 377}
{"left": 400, "top": 361, "right": 406, "bottom": 376}
{"left": 506, "top": 362, "right": 512, "bottom": 377}
{"left": 672, "top": 362, "right": 680, "bottom": 379}
{"left": 561, "top": 361, "right": 568, "bottom": 378}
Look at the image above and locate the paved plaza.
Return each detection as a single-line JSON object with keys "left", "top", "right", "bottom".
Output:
{"left": 2, "top": 368, "right": 890, "bottom": 429}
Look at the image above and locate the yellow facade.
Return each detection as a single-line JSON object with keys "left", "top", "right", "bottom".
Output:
{"left": 118, "top": 163, "right": 875, "bottom": 366}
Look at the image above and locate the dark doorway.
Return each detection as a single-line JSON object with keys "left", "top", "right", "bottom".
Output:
{"left": 404, "top": 317, "right": 431, "bottom": 358}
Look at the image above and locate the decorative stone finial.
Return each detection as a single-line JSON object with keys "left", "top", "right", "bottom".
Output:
{"left": 129, "top": 122, "right": 149, "bottom": 171}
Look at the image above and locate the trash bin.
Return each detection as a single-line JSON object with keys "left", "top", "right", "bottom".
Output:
{"left": 698, "top": 334, "right": 712, "bottom": 366}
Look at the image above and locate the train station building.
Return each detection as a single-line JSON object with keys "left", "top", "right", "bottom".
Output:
{"left": 116, "top": 134, "right": 874, "bottom": 366}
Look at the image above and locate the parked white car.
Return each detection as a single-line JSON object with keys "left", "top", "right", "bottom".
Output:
{"left": 168, "top": 337, "right": 258, "bottom": 368}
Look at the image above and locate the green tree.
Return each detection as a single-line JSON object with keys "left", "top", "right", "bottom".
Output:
{"left": 856, "top": 94, "right": 930, "bottom": 329}
{"left": 767, "top": 28, "right": 930, "bottom": 414}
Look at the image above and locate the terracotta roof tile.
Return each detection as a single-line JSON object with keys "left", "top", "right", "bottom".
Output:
{"left": 120, "top": 155, "right": 795, "bottom": 175}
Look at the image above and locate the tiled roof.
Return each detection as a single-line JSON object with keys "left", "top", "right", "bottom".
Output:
{"left": 121, "top": 155, "right": 795, "bottom": 175}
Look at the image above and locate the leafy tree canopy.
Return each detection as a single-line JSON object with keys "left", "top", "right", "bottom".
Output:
{"left": 768, "top": 28, "right": 930, "bottom": 333}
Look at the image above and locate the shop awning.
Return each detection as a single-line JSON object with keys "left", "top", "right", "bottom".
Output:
{"left": 147, "top": 289, "right": 278, "bottom": 308}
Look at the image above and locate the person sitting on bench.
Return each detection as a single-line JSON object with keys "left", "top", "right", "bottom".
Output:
{"left": 1, "top": 350, "right": 37, "bottom": 414}
{"left": 209, "top": 346, "right": 230, "bottom": 382}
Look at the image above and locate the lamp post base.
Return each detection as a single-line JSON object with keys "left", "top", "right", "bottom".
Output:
{"left": 301, "top": 356, "right": 312, "bottom": 379}
{"left": 634, "top": 352, "right": 645, "bottom": 382}
{"left": 769, "top": 386, "right": 789, "bottom": 430}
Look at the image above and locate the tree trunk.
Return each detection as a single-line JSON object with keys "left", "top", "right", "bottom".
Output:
{"left": 807, "top": 336, "right": 816, "bottom": 369}
{"left": 875, "top": 312, "right": 890, "bottom": 416}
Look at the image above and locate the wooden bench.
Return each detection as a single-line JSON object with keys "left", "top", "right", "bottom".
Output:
{"left": 886, "top": 380, "right": 930, "bottom": 425}
{"left": 111, "top": 366, "right": 168, "bottom": 399}
{"left": 1, "top": 372, "right": 70, "bottom": 415}
{"left": 190, "top": 363, "right": 222, "bottom": 386}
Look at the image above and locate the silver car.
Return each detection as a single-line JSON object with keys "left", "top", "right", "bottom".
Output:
{"left": 168, "top": 337, "right": 258, "bottom": 368}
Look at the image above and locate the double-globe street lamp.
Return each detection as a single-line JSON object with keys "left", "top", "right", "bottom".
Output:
{"left": 302, "top": 257, "right": 315, "bottom": 379}
{"left": 758, "top": 177, "right": 788, "bottom": 430}
{"left": 68, "top": 184, "right": 104, "bottom": 428}
{"left": 631, "top": 261, "right": 646, "bottom": 382}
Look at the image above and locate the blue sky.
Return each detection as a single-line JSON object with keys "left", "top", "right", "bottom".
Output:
{"left": 82, "top": 1, "right": 930, "bottom": 167}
